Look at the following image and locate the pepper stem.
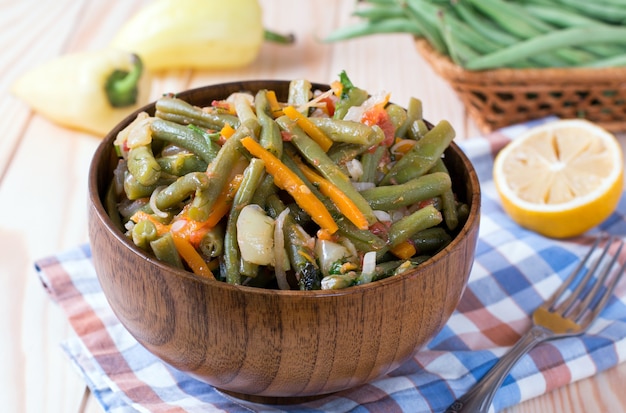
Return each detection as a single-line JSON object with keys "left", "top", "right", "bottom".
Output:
{"left": 264, "top": 29, "right": 296, "bottom": 45}
{"left": 105, "top": 54, "right": 143, "bottom": 107}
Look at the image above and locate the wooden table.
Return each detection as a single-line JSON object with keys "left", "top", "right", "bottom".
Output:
{"left": 1, "top": 1, "right": 625, "bottom": 412}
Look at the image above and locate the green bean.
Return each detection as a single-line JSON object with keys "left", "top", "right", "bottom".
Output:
{"left": 150, "top": 118, "right": 219, "bottom": 164}
{"left": 232, "top": 93, "right": 261, "bottom": 137}
{"left": 333, "top": 71, "right": 369, "bottom": 120}
{"left": 127, "top": 145, "right": 161, "bottom": 186}
{"left": 156, "top": 153, "right": 208, "bottom": 176}
{"left": 131, "top": 219, "right": 159, "bottom": 250}
{"left": 277, "top": 115, "right": 378, "bottom": 225}
{"left": 324, "top": 17, "right": 422, "bottom": 42}
{"left": 352, "top": 4, "right": 407, "bottom": 22}
{"left": 123, "top": 172, "right": 174, "bottom": 200}
{"left": 405, "top": 0, "right": 448, "bottom": 54}
{"left": 395, "top": 97, "right": 423, "bottom": 139}
{"left": 327, "top": 143, "right": 366, "bottom": 167}
{"left": 380, "top": 120, "right": 455, "bottom": 185}
{"left": 267, "top": 194, "right": 322, "bottom": 290}
{"left": 155, "top": 95, "right": 240, "bottom": 130}
{"left": 287, "top": 79, "right": 312, "bottom": 112}
{"left": 387, "top": 205, "right": 443, "bottom": 249}
{"left": 250, "top": 174, "right": 277, "bottom": 208}
{"left": 411, "top": 227, "right": 452, "bottom": 255}
{"left": 553, "top": 0, "right": 626, "bottom": 24}
{"left": 188, "top": 122, "right": 255, "bottom": 221}
{"left": 154, "top": 172, "right": 209, "bottom": 211}
{"left": 255, "top": 89, "right": 283, "bottom": 156}
{"left": 359, "top": 145, "right": 387, "bottom": 184}
{"left": 321, "top": 272, "right": 359, "bottom": 290}
{"left": 429, "top": 159, "right": 459, "bottom": 231}
{"left": 309, "top": 117, "right": 378, "bottom": 146}
{"left": 223, "top": 158, "right": 266, "bottom": 285}
{"left": 385, "top": 103, "right": 408, "bottom": 135}
{"left": 150, "top": 233, "right": 184, "bottom": 269}
{"left": 360, "top": 171, "right": 451, "bottom": 211}
{"left": 408, "top": 119, "right": 430, "bottom": 141}
{"left": 198, "top": 224, "right": 224, "bottom": 259}
{"left": 465, "top": 26, "right": 626, "bottom": 71}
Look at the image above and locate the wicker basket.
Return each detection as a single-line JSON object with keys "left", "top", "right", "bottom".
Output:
{"left": 415, "top": 38, "right": 626, "bottom": 133}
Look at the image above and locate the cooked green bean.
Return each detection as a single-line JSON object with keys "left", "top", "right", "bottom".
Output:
{"left": 131, "top": 219, "right": 159, "bottom": 250}
{"left": 188, "top": 122, "right": 255, "bottom": 221}
{"left": 333, "top": 71, "right": 369, "bottom": 120}
{"left": 360, "top": 171, "right": 452, "bottom": 211}
{"left": 309, "top": 117, "right": 379, "bottom": 146}
{"left": 150, "top": 118, "right": 220, "bottom": 164}
{"left": 156, "top": 153, "right": 208, "bottom": 176}
{"left": 198, "top": 224, "right": 224, "bottom": 259}
{"left": 223, "top": 158, "right": 266, "bottom": 285}
{"left": 287, "top": 79, "right": 312, "bottom": 112}
{"left": 380, "top": 120, "right": 455, "bottom": 185}
{"left": 395, "top": 97, "right": 423, "bottom": 139}
{"left": 127, "top": 145, "right": 161, "bottom": 186}
{"left": 150, "top": 233, "right": 184, "bottom": 269}
{"left": 277, "top": 115, "right": 378, "bottom": 225}
{"left": 154, "top": 172, "right": 209, "bottom": 211}
{"left": 123, "top": 171, "right": 174, "bottom": 200}
{"left": 429, "top": 159, "right": 459, "bottom": 231}
{"left": 411, "top": 227, "right": 452, "bottom": 255}
{"left": 387, "top": 205, "right": 443, "bottom": 249}
{"left": 155, "top": 95, "right": 240, "bottom": 130}
{"left": 359, "top": 145, "right": 387, "bottom": 184}
{"left": 255, "top": 89, "right": 283, "bottom": 156}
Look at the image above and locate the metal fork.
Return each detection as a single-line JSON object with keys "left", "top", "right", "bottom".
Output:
{"left": 445, "top": 235, "right": 626, "bottom": 413}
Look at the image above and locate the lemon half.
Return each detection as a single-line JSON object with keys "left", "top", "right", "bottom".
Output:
{"left": 493, "top": 119, "right": 624, "bottom": 238}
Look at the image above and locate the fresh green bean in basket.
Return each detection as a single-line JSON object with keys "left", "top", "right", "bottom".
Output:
{"left": 110, "top": 72, "right": 469, "bottom": 290}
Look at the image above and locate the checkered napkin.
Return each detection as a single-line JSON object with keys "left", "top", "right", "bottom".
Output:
{"left": 36, "top": 117, "right": 626, "bottom": 413}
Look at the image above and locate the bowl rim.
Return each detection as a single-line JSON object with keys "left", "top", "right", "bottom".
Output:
{"left": 88, "top": 80, "right": 481, "bottom": 297}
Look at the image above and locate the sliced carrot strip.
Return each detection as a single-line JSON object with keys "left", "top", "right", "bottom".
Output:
{"left": 390, "top": 241, "right": 417, "bottom": 260}
{"left": 283, "top": 105, "right": 334, "bottom": 152}
{"left": 265, "top": 90, "right": 284, "bottom": 117}
{"left": 297, "top": 161, "right": 369, "bottom": 230}
{"left": 241, "top": 136, "right": 338, "bottom": 234}
{"left": 171, "top": 233, "right": 215, "bottom": 279}
{"left": 220, "top": 123, "right": 236, "bottom": 139}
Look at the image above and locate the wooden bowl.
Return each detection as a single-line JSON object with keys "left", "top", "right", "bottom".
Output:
{"left": 88, "top": 80, "right": 481, "bottom": 402}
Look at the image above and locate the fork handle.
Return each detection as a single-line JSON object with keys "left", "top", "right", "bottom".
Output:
{"left": 444, "top": 326, "right": 552, "bottom": 413}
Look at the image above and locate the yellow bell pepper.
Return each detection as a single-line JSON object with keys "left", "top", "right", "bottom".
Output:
{"left": 109, "top": 0, "right": 291, "bottom": 71}
{"left": 11, "top": 49, "right": 151, "bottom": 137}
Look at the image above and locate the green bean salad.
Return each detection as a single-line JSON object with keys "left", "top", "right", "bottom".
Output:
{"left": 108, "top": 72, "right": 468, "bottom": 290}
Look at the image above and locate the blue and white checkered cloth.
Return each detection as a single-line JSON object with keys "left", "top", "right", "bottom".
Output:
{"left": 36, "top": 118, "right": 626, "bottom": 413}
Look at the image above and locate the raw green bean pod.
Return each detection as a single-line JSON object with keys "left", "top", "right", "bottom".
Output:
{"left": 150, "top": 118, "right": 220, "bottom": 164}
{"left": 380, "top": 120, "right": 455, "bottom": 185}
{"left": 155, "top": 95, "right": 240, "bottom": 130}
{"left": 360, "top": 171, "right": 452, "bottom": 211}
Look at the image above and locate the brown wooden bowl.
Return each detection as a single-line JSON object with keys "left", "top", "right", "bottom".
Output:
{"left": 88, "top": 80, "right": 481, "bottom": 402}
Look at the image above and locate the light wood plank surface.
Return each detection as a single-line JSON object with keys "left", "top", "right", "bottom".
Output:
{"left": 1, "top": 1, "right": 624, "bottom": 412}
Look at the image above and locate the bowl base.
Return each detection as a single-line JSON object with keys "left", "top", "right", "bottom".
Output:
{"left": 216, "top": 388, "right": 334, "bottom": 405}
